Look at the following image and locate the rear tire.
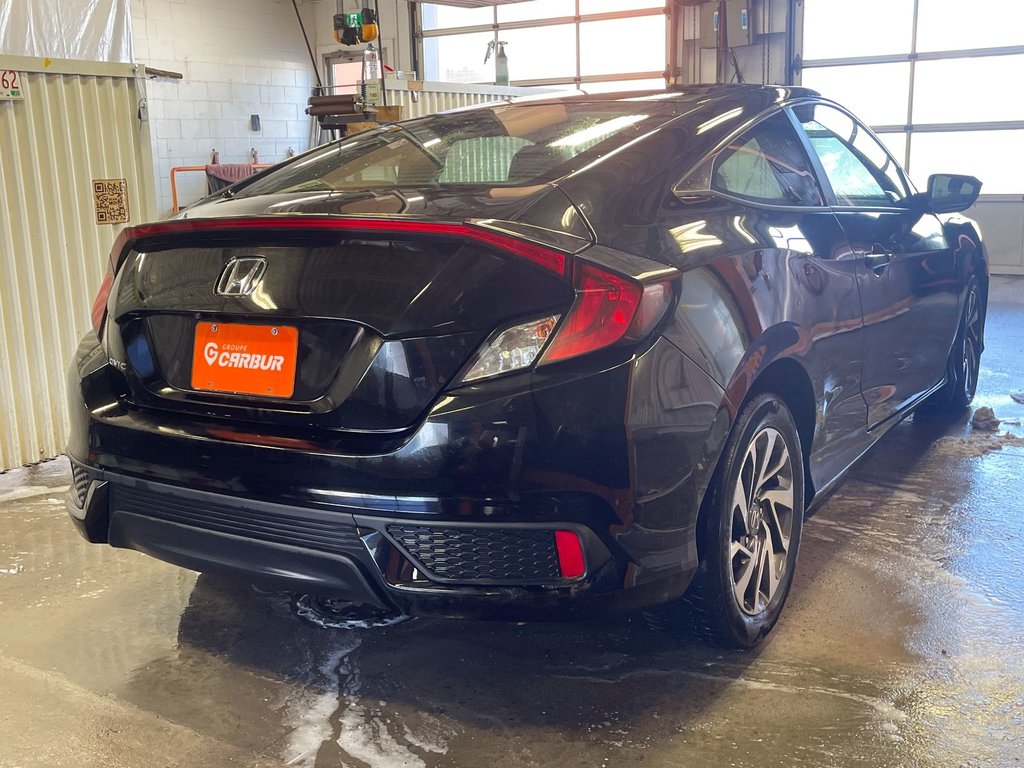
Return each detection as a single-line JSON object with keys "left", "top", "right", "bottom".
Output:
{"left": 653, "top": 393, "right": 805, "bottom": 649}
{"left": 925, "top": 277, "right": 983, "bottom": 413}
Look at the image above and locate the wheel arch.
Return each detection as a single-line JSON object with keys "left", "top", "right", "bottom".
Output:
{"left": 694, "top": 355, "right": 817, "bottom": 561}
{"left": 745, "top": 358, "right": 817, "bottom": 501}
{"left": 972, "top": 240, "right": 990, "bottom": 349}
{"left": 948, "top": 216, "right": 990, "bottom": 346}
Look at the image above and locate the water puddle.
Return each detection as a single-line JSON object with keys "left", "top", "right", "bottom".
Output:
{"left": 278, "top": 633, "right": 456, "bottom": 768}
{"left": 0, "top": 486, "right": 61, "bottom": 504}
{"left": 935, "top": 431, "right": 1024, "bottom": 457}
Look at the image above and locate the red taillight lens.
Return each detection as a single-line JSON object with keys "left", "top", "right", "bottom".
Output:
{"left": 555, "top": 530, "right": 586, "bottom": 579}
{"left": 91, "top": 225, "right": 137, "bottom": 337}
{"left": 541, "top": 262, "right": 671, "bottom": 364}
{"left": 90, "top": 266, "right": 114, "bottom": 336}
{"left": 465, "top": 225, "right": 566, "bottom": 276}
{"left": 543, "top": 263, "right": 641, "bottom": 362}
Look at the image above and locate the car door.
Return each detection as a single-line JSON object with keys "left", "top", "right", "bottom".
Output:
{"left": 793, "top": 102, "right": 959, "bottom": 429}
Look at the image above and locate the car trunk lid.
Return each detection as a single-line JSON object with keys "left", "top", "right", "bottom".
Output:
{"left": 104, "top": 216, "right": 580, "bottom": 432}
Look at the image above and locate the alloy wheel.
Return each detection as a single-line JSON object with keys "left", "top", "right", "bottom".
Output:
{"left": 729, "top": 427, "right": 795, "bottom": 615}
{"left": 962, "top": 287, "right": 982, "bottom": 401}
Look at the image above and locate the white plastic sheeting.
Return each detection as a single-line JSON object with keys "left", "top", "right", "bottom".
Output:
{"left": 0, "top": 55, "right": 155, "bottom": 469}
{"left": 0, "top": 0, "right": 133, "bottom": 63}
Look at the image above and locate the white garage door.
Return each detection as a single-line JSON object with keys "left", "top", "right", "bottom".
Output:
{"left": 800, "top": 0, "right": 1024, "bottom": 275}
{"left": 0, "top": 55, "right": 156, "bottom": 470}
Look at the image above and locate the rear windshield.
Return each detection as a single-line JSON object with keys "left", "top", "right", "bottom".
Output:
{"left": 233, "top": 102, "right": 665, "bottom": 197}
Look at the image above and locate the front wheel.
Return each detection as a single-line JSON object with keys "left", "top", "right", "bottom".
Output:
{"left": 926, "top": 277, "right": 983, "bottom": 412}
{"left": 656, "top": 393, "right": 805, "bottom": 649}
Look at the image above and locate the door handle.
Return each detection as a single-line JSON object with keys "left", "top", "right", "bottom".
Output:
{"left": 865, "top": 251, "right": 893, "bottom": 275}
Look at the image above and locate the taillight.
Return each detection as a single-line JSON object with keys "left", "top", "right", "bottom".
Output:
{"left": 540, "top": 262, "right": 672, "bottom": 364}
{"left": 460, "top": 315, "right": 561, "bottom": 383}
{"left": 91, "top": 225, "right": 138, "bottom": 338}
{"left": 457, "top": 260, "right": 672, "bottom": 383}
{"left": 90, "top": 264, "right": 115, "bottom": 336}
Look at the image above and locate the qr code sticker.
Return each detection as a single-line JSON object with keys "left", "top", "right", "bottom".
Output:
{"left": 92, "top": 178, "right": 130, "bottom": 224}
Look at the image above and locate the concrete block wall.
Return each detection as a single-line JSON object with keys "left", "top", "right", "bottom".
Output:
{"left": 131, "top": 0, "right": 317, "bottom": 217}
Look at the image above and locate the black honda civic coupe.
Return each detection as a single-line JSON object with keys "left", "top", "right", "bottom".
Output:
{"left": 66, "top": 86, "right": 987, "bottom": 647}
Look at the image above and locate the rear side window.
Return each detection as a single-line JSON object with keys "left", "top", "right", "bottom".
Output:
{"left": 710, "top": 112, "right": 823, "bottom": 206}
{"left": 233, "top": 104, "right": 656, "bottom": 196}
{"left": 795, "top": 103, "right": 908, "bottom": 207}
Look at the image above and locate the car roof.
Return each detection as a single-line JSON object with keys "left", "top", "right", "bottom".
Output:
{"left": 501, "top": 84, "right": 822, "bottom": 110}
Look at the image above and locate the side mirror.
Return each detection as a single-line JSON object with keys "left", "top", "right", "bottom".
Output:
{"left": 925, "top": 173, "right": 982, "bottom": 214}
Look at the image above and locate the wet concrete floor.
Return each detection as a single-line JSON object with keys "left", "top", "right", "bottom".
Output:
{"left": 2, "top": 277, "right": 1023, "bottom": 768}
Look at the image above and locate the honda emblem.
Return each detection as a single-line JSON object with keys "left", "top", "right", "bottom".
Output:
{"left": 216, "top": 257, "right": 267, "bottom": 297}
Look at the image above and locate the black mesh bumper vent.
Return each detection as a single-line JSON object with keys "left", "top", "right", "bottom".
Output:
{"left": 110, "top": 484, "right": 365, "bottom": 558}
{"left": 71, "top": 465, "right": 91, "bottom": 508}
{"left": 385, "top": 525, "right": 561, "bottom": 583}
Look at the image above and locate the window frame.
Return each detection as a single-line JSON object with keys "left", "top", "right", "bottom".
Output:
{"left": 708, "top": 111, "right": 827, "bottom": 208}
{"left": 417, "top": 2, "right": 668, "bottom": 90}
{"left": 789, "top": 99, "right": 916, "bottom": 212}
{"left": 673, "top": 105, "right": 832, "bottom": 213}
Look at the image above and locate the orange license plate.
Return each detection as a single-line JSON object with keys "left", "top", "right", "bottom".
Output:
{"left": 191, "top": 322, "right": 298, "bottom": 398}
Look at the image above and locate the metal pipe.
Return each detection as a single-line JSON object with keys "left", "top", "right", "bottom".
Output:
{"left": 871, "top": 119, "right": 1024, "bottom": 134}
{"left": 507, "top": 71, "right": 666, "bottom": 89}
{"left": 667, "top": 0, "right": 681, "bottom": 86}
{"left": 409, "top": 2, "right": 421, "bottom": 79}
{"left": 291, "top": 0, "right": 323, "bottom": 90}
{"left": 419, "top": 6, "right": 665, "bottom": 37}
{"left": 905, "top": 0, "right": 921, "bottom": 172}
{"left": 375, "top": 0, "right": 387, "bottom": 107}
{"left": 802, "top": 43, "right": 1024, "bottom": 69}
{"left": 785, "top": 0, "right": 797, "bottom": 85}
{"left": 717, "top": 0, "right": 728, "bottom": 82}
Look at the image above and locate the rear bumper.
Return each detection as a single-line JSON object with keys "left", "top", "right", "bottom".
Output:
{"left": 68, "top": 471, "right": 392, "bottom": 606}
{"left": 65, "top": 332, "right": 710, "bottom": 619}
{"left": 66, "top": 469, "right": 688, "bottom": 619}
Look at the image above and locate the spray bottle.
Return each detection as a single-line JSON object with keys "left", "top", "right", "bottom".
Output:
{"left": 362, "top": 43, "right": 381, "bottom": 107}
{"left": 495, "top": 41, "right": 509, "bottom": 86}
{"left": 485, "top": 40, "right": 510, "bottom": 86}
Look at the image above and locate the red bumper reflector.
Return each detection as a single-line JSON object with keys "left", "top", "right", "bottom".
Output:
{"left": 555, "top": 530, "right": 586, "bottom": 579}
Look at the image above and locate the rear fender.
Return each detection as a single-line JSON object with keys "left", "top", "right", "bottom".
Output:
{"left": 694, "top": 323, "right": 821, "bottom": 514}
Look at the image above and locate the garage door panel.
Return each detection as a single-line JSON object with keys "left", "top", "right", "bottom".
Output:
{"left": 969, "top": 200, "right": 1024, "bottom": 276}
{"left": 0, "top": 56, "right": 155, "bottom": 469}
